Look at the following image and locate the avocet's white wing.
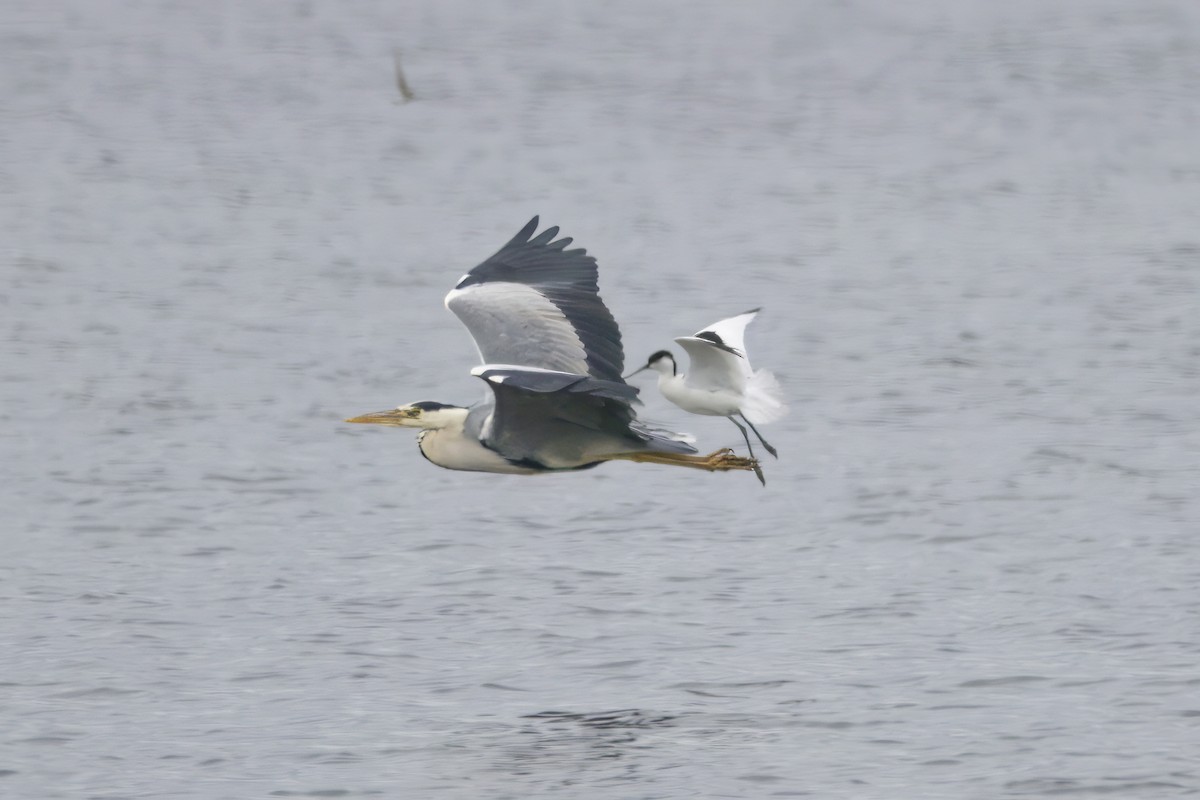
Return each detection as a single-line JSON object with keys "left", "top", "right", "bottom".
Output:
{"left": 673, "top": 308, "right": 761, "bottom": 392}
{"left": 444, "top": 217, "right": 625, "bottom": 383}
{"left": 674, "top": 336, "right": 746, "bottom": 394}
{"left": 698, "top": 309, "right": 759, "bottom": 374}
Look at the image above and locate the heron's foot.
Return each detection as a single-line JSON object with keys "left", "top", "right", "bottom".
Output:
{"left": 763, "top": 442, "right": 778, "bottom": 459}
{"left": 702, "top": 448, "right": 763, "bottom": 477}
{"left": 702, "top": 448, "right": 766, "bottom": 485}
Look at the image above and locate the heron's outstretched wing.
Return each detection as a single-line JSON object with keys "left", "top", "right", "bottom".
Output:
{"left": 470, "top": 365, "right": 694, "bottom": 468}
{"left": 445, "top": 218, "right": 625, "bottom": 383}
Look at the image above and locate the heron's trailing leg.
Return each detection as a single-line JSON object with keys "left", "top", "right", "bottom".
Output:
{"left": 603, "top": 448, "right": 761, "bottom": 478}
{"left": 739, "top": 413, "right": 778, "bottom": 458}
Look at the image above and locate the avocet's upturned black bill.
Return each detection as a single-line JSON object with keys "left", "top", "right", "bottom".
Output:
{"left": 346, "top": 217, "right": 760, "bottom": 477}
{"left": 626, "top": 309, "right": 787, "bottom": 484}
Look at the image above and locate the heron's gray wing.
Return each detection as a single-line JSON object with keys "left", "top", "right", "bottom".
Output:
{"left": 674, "top": 336, "right": 748, "bottom": 394}
{"left": 471, "top": 366, "right": 693, "bottom": 467}
{"left": 444, "top": 217, "right": 625, "bottom": 383}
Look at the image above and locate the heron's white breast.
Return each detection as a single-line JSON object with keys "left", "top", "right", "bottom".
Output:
{"left": 417, "top": 429, "right": 540, "bottom": 474}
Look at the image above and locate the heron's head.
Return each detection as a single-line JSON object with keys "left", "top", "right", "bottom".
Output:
{"left": 345, "top": 401, "right": 466, "bottom": 430}
{"left": 624, "top": 350, "right": 676, "bottom": 379}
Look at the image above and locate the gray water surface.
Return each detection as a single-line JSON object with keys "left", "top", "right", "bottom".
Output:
{"left": 3, "top": 1, "right": 1199, "bottom": 797}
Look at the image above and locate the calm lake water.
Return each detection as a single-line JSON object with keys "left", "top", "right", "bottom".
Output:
{"left": 3, "top": 1, "right": 1198, "bottom": 797}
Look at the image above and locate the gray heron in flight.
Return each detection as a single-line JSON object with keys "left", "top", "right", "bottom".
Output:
{"left": 626, "top": 309, "right": 787, "bottom": 482}
{"left": 346, "top": 217, "right": 759, "bottom": 478}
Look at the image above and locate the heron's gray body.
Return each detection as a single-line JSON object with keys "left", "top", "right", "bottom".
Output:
{"left": 412, "top": 368, "right": 685, "bottom": 474}
{"left": 352, "top": 218, "right": 700, "bottom": 474}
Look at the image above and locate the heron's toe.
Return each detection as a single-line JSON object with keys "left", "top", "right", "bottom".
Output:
{"left": 709, "top": 451, "right": 760, "bottom": 472}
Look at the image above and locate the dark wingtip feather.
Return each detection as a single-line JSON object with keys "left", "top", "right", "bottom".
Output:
{"left": 529, "top": 226, "right": 560, "bottom": 246}
{"left": 515, "top": 216, "right": 539, "bottom": 242}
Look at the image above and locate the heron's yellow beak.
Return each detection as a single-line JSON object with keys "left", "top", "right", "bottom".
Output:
{"left": 344, "top": 409, "right": 416, "bottom": 426}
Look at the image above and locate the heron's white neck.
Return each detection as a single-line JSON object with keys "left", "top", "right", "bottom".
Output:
{"left": 416, "top": 409, "right": 538, "bottom": 474}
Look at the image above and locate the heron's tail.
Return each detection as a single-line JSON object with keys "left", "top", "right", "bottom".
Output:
{"left": 630, "top": 420, "right": 698, "bottom": 454}
{"left": 742, "top": 369, "right": 788, "bottom": 425}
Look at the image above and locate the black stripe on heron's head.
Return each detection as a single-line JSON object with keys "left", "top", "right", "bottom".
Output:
{"left": 410, "top": 401, "right": 461, "bottom": 411}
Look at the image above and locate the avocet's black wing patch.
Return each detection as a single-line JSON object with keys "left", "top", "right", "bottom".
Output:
{"left": 693, "top": 330, "right": 743, "bottom": 357}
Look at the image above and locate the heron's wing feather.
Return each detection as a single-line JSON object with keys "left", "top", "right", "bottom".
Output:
{"left": 471, "top": 365, "right": 694, "bottom": 465}
{"left": 445, "top": 218, "right": 625, "bottom": 382}
{"left": 675, "top": 336, "right": 748, "bottom": 394}
{"left": 446, "top": 282, "right": 594, "bottom": 377}
{"left": 474, "top": 365, "right": 638, "bottom": 402}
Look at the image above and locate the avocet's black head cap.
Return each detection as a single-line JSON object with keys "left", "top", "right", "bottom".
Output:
{"left": 623, "top": 349, "right": 676, "bottom": 379}
{"left": 647, "top": 350, "right": 674, "bottom": 365}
